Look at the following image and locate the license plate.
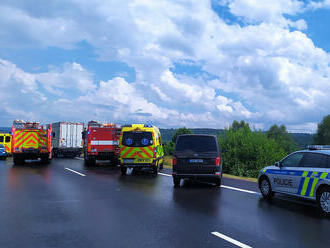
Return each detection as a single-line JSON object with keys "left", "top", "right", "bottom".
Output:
{"left": 189, "top": 159, "right": 203, "bottom": 163}
{"left": 135, "top": 158, "right": 152, "bottom": 163}
{"left": 124, "top": 159, "right": 134, "bottom": 163}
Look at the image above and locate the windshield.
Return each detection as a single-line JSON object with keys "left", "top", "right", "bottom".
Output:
{"left": 122, "top": 131, "right": 153, "bottom": 147}
{"left": 175, "top": 136, "right": 218, "bottom": 153}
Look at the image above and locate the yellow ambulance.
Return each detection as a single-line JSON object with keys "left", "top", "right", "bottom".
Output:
{"left": 0, "top": 133, "right": 11, "bottom": 155}
{"left": 119, "top": 124, "right": 164, "bottom": 175}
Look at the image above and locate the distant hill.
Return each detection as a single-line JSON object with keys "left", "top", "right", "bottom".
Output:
{"left": 160, "top": 128, "right": 313, "bottom": 149}
{"left": 290, "top": 133, "right": 313, "bottom": 148}
{"left": 0, "top": 127, "right": 11, "bottom": 133}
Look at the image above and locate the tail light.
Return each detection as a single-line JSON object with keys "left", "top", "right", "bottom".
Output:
{"left": 172, "top": 157, "right": 177, "bottom": 166}
{"left": 154, "top": 148, "right": 157, "bottom": 156}
{"left": 215, "top": 156, "right": 221, "bottom": 166}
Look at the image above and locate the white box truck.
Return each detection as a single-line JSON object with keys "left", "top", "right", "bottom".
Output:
{"left": 52, "top": 122, "right": 84, "bottom": 158}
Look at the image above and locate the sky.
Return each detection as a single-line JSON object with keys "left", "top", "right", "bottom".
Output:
{"left": 0, "top": 0, "right": 330, "bottom": 133}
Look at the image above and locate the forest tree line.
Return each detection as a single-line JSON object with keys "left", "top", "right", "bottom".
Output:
{"left": 162, "top": 115, "right": 330, "bottom": 178}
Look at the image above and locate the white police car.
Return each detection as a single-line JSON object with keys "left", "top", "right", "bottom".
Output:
{"left": 258, "top": 146, "right": 330, "bottom": 216}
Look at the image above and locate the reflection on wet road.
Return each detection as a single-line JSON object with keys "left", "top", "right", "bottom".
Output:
{"left": 0, "top": 158, "right": 329, "bottom": 248}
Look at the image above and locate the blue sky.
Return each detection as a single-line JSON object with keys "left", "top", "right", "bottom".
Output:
{"left": 0, "top": 0, "right": 330, "bottom": 132}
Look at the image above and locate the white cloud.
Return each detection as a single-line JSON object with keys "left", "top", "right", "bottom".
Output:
{"left": 36, "top": 63, "right": 95, "bottom": 95}
{"left": 307, "top": 0, "right": 330, "bottom": 10}
{"left": 0, "top": 0, "right": 330, "bottom": 132}
{"left": 219, "top": 0, "right": 306, "bottom": 29}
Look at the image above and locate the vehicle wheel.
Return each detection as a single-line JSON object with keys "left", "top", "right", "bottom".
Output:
{"left": 159, "top": 161, "right": 164, "bottom": 170}
{"left": 173, "top": 177, "right": 181, "bottom": 187}
{"left": 317, "top": 186, "right": 330, "bottom": 217}
{"left": 112, "top": 158, "right": 119, "bottom": 166}
{"left": 121, "top": 166, "right": 127, "bottom": 176}
{"left": 90, "top": 159, "right": 96, "bottom": 167}
{"left": 259, "top": 177, "right": 274, "bottom": 200}
{"left": 215, "top": 177, "right": 221, "bottom": 187}
{"left": 13, "top": 156, "right": 24, "bottom": 165}
{"left": 152, "top": 164, "right": 158, "bottom": 175}
{"left": 41, "top": 156, "right": 50, "bottom": 164}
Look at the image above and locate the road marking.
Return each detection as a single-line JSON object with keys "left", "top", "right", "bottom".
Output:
{"left": 158, "top": 172, "right": 259, "bottom": 194}
{"left": 211, "top": 232, "right": 252, "bottom": 248}
{"left": 221, "top": 185, "right": 259, "bottom": 195}
{"left": 75, "top": 157, "right": 84, "bottom": 160}
{"left": 158, "top": 172, "right": 172, "bottom": 177}
{"left": 65, "top": 167, "right": 86, "bottom": 177}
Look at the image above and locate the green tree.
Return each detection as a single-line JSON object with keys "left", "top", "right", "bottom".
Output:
{"left": 164, "top": 127, "right": 193, "bottom": 155}
{"left": 219, "top": 121, "right": 286, "bottom": 177}
{"left": 231, "top": 120, "right": 250, "bottom": 132}
{"left": 171, "top": 127, "right": 193, "bottom": 143}
{"left": 266, "top": 124, "right": 297, "bottom": 153}
{"left": 314, "top": 115, "right": 330, "bottom": 144}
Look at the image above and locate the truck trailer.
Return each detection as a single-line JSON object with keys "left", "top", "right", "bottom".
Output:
{"left": 12, "top": 120, "right": 52, "bottom": 165}
{"left": 52, "top": 122, "right": 84, "bottom": 158}
{"left": 83, "top": 121, "right": 121, "bottom": 166}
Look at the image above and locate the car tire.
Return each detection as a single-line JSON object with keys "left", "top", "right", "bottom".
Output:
{"left": 317, "top": 186, "right": 330, "bottom": 217}
{"left": 215, "top": 177, "right": 221, "bottom": 187}
{"left": 259, "top": 177, "right": 274, "bottom": 200}
{"left": 121, "top": 166, "right": 127, "bottom": 176}
{"left": 173, "top": 177, "right": 181, "bottom": 187}
{"left": 152, "top": 164, "right": 158, "bottom": 175}
{"left": 13, "top": 156, "right": 24, "bottom": 165}
{"left": 41, "top": 156, "right": 50, "bottom": 164}
{"left": 159, "top": 161, "right": 164, "bottom": 170}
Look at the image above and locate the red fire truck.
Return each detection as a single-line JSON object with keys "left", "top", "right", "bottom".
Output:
{"left": 83, "top": 121, "right": 121, "bottom": 166}
{"left": 12, "top": 120, "right": 52, "bottom": 165}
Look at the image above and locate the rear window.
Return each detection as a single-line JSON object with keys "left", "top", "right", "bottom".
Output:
{"left": 5, "top": 136, "right": 10, "bottom": 143}
{"left": 175, "top": 136, "right": 218, "bottom": 153}
{"left": 122, "top": 131, "right": 153, "bottom": 147}
{"left": 0, "top": 136, "right": 3, "bottom": 142}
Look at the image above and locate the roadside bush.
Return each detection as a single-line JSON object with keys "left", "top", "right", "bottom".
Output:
{"left": 218, "top": 124, "right": 286, "bottom": 178}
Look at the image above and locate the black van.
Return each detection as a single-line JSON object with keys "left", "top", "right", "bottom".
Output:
{"left": 172, "top": 134, "right": 222, "bottom": 187}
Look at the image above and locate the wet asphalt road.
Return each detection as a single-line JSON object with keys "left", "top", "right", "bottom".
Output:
{"left": 0, "top": 158, "right": 329, "bottom": 248}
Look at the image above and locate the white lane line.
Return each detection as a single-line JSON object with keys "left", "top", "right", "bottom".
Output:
{"left": 158, "top": 173, "right": 259, "bottom": 194}
{"left": 158, "top": 172, "right": 172, "bottom": 177}
{"left": 65, "top": 167, "right": 86, "bottom": 177}
{"left": 221, "top": 185, "right": 259, "bottom": 195}
{"left": 211, "top": 232, "right": 252, "bottom": 248}
{"left": 75, "top": 157, "right": 84, "bottom": 160}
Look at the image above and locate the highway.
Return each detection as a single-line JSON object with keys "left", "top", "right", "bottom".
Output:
{"left": 0, "top": 158, "right": 329, "bottom": 248}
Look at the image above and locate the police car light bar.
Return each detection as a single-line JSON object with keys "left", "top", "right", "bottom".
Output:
{"left": 307, "top": 145, "right": 330, "bottom": 150}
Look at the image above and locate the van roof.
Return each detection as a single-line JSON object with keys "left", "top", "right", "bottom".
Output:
{"left": 177, "top": 134, "right": 217, "bottom": 138}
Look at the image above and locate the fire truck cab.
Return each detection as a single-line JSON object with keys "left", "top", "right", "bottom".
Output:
{"left": 83, "top": 121, "right": 121, "bottom": 166}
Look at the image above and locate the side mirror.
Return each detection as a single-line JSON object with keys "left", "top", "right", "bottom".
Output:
{"left": 275, "top": 161, "right": 282, "bottom": 167}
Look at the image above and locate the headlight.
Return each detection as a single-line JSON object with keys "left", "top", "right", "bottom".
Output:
{"left": 91, "top": 148, "right": 97, "bottom": 152}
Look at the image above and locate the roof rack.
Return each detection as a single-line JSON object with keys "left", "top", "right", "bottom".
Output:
{"left": 307, "top": 145, "right": 330, "bottom": 150}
